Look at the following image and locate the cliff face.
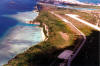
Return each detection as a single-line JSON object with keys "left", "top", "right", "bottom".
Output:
{"left": 4, "top": 6, "right": 74, "bottom": 66}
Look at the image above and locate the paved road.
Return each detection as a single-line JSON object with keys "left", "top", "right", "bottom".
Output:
{"left": 50, "top": 11, "right": 86, "bottom": 66}
{"left": 66, "top": 14, "right": 100, "bottom": 31}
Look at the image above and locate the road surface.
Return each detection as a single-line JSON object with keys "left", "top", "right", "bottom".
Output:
{"left": 66, "top": 14, "right": 100, "bottom": 31}
{"left": 50, "top": 11, "right": 86, "bottom": 66}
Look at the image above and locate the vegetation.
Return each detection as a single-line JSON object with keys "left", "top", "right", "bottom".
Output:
{"left": 5, "top": 4, "right": 98, "bottom": 66}
{"left": 55, "top": 8, "right": 99, "bottom": 25}
{"left": 54, "top": 8, "right": 97, "bottom": 35}
{"left": 54, "top": 7, "right": 99, "bottom": 66}
{"left": 64, "top": 15, "right": 93, "bottom": 36}
{"left": 4, "top": 8, "right": 75, "bottom": 66}
{"left": 69, "top": 5, "right": 100, "bottom": 9}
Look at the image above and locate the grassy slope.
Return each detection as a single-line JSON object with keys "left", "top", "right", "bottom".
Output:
{"left": 4, "top": 9, "right": 75, "bottom": 66}
{"left": 54, "top": 8, "right": 96, "bottom": 35}
{"left": 71, "top": 5, "right": 100, "bottom": 9}
{"left": 54, "top": 8, "right": 99, "bottom": 66}
{"left": 55, "top": 8, "right": 98, "bottom": 25}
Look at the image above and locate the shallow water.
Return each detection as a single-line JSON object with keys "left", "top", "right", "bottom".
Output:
{"left": 0, "top": 0, "right": 44, "bottom": 65}
{"left": 0, "top": 11, "right": 43, "bottom": 66}
{"left": 0, "top": 24, "right": 43, "bottom": 65}
{"left": 79, "top": 0, "right": 100, "bottom": 4}
{"left": 3, "top": 11, "right": 39, "bottom": 23}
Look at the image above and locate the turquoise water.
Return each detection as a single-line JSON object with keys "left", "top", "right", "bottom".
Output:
{"left": 0, "top": 0, "right": 37, "bottom": 38}
{"left": 0, "top": 0, "right": 44, "bottom": 65}
{"left": 0, "top": 11, "right": 44, "bottom": 66}
{"left": 78, "top": 0, "right": 100, "bottom": 4}
{"left": 0, "top": 23, "right": 43, "bottom": 66}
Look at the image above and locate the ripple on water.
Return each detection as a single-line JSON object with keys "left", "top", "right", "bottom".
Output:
{"left": 0, "top": 11, "right": 41, "bottom": 65}
{"left": 0, "top": 25, "right": 43, "bottom": 65}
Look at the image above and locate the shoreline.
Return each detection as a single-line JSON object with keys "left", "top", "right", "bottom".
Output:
{"left": 40, "top": 28, "right": 46, "bottom": 41}
{"left": 0, "top": 10, "right": 44, "bottom": 66}
{"left": 4, "top": 5, "right": 76, "bottom": 66}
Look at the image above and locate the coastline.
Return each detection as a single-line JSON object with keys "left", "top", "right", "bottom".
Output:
{"left": 4, "top": 2, "right": 99, "bottom": 66}
{"left": 0, "top": 10, "right": 45, "bottom": 66}
{"left": 2, "top": 10, "right": 47, "bottom": 65}
{"left": 40, "top": 28, "right": 46, "bottom": 41}
{"left": 4, "top": 5, "right": 76, "bottom": 66}
{"left": 3, "top": 11, "right": 39, "bottom": 24}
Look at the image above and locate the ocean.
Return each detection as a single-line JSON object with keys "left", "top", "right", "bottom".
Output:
{"left": 0, "top": 0, "right": 44, "bottom": 65}
{"left": 78, "top": 0, "right": 100, "bottom": 4}
{"left": 0, "top": 0, "right": 99, "bottom": 65}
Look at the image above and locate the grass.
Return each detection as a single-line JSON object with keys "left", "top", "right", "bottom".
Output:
{"left": 4, "top": 4, "right": 99, "bottom": 66}
{"left": 69, "top": 5, "right": 100, "bottom": 9}
{"left": 55, "top": 8, "right": 99, "bottom": 25}
{"left": 54, "top": 8, "right": 97, "bottom": 36}
{"left": 4, "top": 8, "right": 75, "bottom": 66}
{"left": 64, "top": 15, "right": 93, "bottom": 36}
{"left": 53, "top": 7, "right": 99, "bottom": 66}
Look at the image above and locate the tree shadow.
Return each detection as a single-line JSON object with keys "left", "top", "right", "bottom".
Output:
{"left": 71, "top": 30, "right": 99, "bottom": 66}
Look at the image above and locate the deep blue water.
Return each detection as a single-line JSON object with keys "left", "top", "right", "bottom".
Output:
{"left": 78, "top": 0, "right": 100, "bottom": 4}
{"left": 0, "top": 0, "right": 37, "bottom": 38}
{"left": 0, "top": 0, "right": 44, "bottom": 65}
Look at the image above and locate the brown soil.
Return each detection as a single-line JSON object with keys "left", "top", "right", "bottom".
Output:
{"left": 59, "top": 32, "right": 69, "bottom": 41}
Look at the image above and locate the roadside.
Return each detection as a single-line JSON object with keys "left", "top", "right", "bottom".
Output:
{"left": 41, "top": 3, "right": 99, "bottom": 66}
{"left": 66, "top": 14, "right": 100, "bottom": 31}
{"left": 4, "top": 6, "right": 75, "bottom": 66}
{"left": 4, "top": 3, "right": 99, "bottom": 66}
{"left": 50, "top": 11, "right": 86, "bottom": 66}
{"left": 54, "top": 8, "right": 100, "bottom": 27}
{"left": 51, "top": 7, "right": 99, "bottom": 66}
